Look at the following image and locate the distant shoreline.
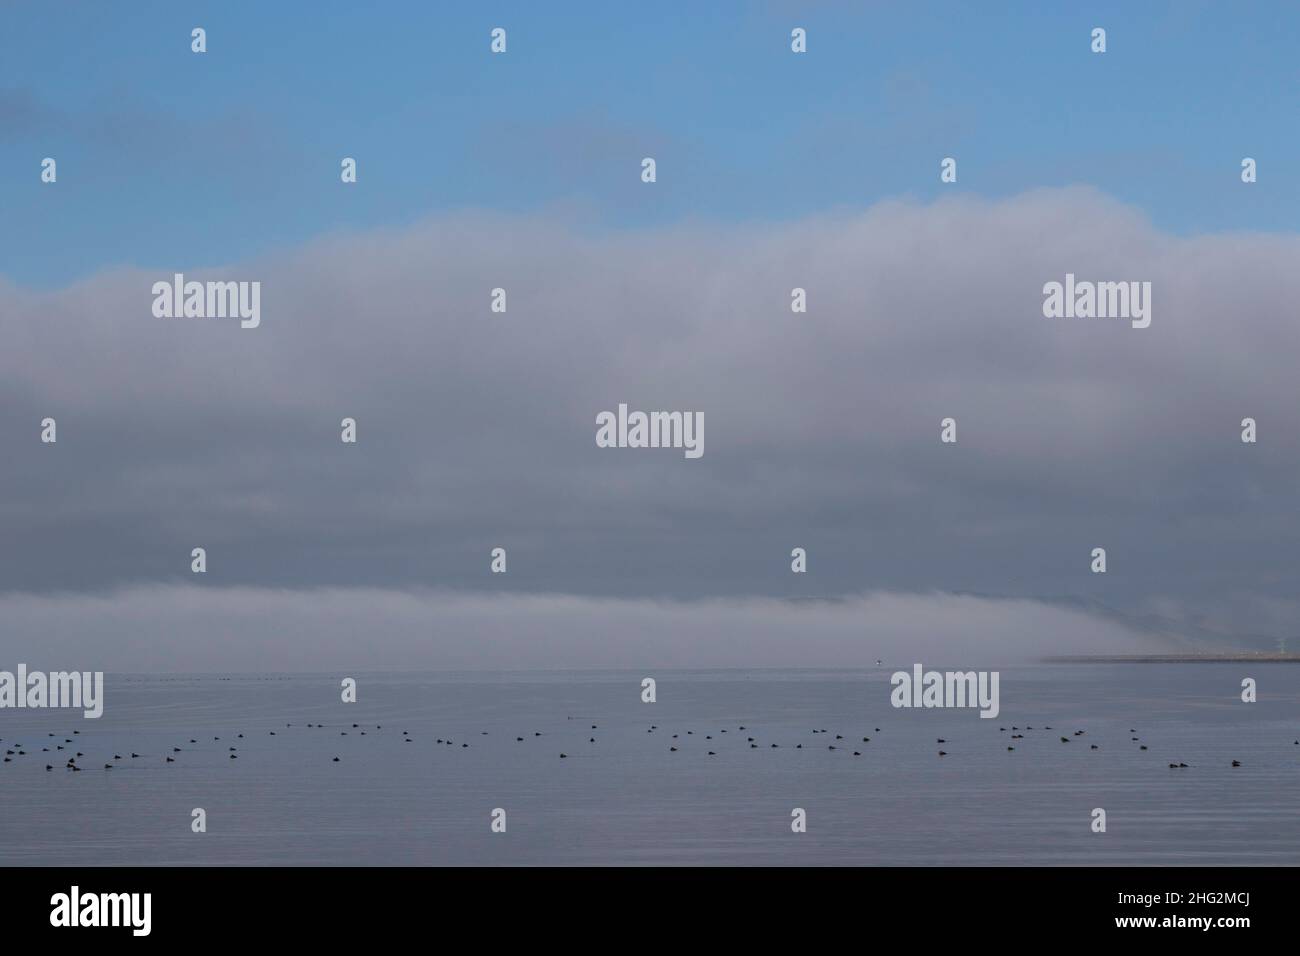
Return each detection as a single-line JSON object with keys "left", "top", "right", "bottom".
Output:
{"left": 1044, "top": 654, "right": 1300, "bottom": 663}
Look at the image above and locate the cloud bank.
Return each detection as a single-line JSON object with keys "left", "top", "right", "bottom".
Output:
{"left": 2, "top": 187, "right": 1298, "bottom": 661}
{"left": 0, "top": 585, "right": 1177, "bottom": 672}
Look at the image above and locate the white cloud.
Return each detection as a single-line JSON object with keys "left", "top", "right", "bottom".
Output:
{"left": 2, "top": 188, "right": 1297, "bottom": 643}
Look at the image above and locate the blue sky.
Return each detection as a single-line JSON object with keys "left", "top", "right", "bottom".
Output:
{"left": 3, "top": 0, "right": 1297, "bottom": 287}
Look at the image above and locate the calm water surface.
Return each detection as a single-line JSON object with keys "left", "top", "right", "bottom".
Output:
{"left": 1, "top": 666, "right": 1296, "bottom": 865}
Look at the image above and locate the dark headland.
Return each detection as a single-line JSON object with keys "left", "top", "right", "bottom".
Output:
{"left": 1045, "top": 654, "right": 1300, "bottom": 663}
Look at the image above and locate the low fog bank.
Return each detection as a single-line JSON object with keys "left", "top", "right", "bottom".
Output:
{"left": 0, "top": 585, "right": 1182, "bottom": 672}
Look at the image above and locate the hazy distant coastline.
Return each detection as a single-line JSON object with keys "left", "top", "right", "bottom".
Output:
{"left": 1045, "top": 654, "right": 1300, "bottom": 663}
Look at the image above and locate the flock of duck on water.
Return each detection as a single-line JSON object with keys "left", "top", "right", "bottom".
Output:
{"left": 4, "top": 716, "right": 1290, "bottom": 770}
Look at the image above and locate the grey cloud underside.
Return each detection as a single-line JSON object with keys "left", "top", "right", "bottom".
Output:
{"left": 2, "top": 187, "right": 1298, "bottom": 656}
